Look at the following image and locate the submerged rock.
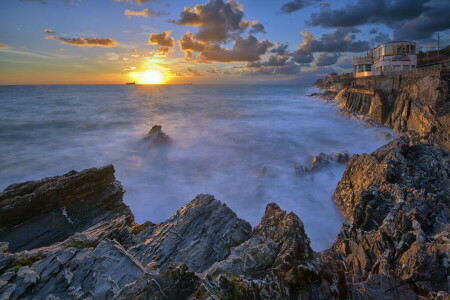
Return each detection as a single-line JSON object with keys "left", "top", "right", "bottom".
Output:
{"left": 144, "top": 125, "right": 171, "bottom": 148}
{"left": 293, "top": 152, "right": 349, "bottom": 176}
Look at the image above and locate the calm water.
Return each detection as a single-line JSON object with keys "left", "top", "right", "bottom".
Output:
{"left": 0, "top": 84, "right": 390, "bottom": 251}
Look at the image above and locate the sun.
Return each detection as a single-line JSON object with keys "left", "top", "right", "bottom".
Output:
{"left": 129, "top": 68, "right": 166, "bottom": 84}
{"left": 141, "top": 69, "right": 164, "bottom": 84}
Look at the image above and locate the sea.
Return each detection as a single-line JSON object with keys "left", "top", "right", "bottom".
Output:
{"left": 0, "top": 84, "right": 391, "bottom": 251}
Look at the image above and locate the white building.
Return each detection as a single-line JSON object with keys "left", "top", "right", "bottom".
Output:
{"left": 354, "top": 41, "right": 417, "bottom": 77}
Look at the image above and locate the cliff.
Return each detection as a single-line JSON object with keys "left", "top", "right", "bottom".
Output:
{"left": 315, "top": 74, "right": 450, "bottom": 151}
{"left": 1, "top": 137, "right": 448, "bottom": 299}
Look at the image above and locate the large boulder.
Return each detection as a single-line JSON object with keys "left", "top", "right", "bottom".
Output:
{"left": 0, "top": 165, "right": 132, "bottom": 252}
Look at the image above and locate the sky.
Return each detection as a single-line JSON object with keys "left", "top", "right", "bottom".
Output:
{"left": 0, "top": 0, "right": 449, "bottom": 85}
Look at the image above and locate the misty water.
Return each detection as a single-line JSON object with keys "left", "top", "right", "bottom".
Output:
{"left": 0, "top": 84, "right": 391, "bottom": 251}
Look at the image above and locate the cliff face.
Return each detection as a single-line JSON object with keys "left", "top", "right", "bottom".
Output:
{"left": 1, "top": 136, "right": 448, "bottom": 299}
{"left": 324, "top": 74, "right": 450, "bottom": 151}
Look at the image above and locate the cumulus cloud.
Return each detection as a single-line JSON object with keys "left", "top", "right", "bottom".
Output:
{"left": 181, "top": 34, "right": 273, "bottom": 62}
{"left": 270, "top": 43, "right": 289, "bottom": 55}
{"left": 315, "top": 52, "right": 340, "bottom": 66}
{"left": 43, "top": 29, "right": 54, "bottom": 34}
{"left": 148, "top": 31, "right": 174, "bottom": 47}
{"left": 293, "top": 29, "right": 369, "bottom": 54}
{"left": 45, "top": 36, "right": 118, "bottom": 47}
{"left": 280, "top": 0, "right": 310, "bottom": 14}
{"left": 243, "top": 61, "right": 302, "bottom": 76}
{"left": 307, "top": 0, "right": 450, "bottom": 40}
{"left": 0, "top": 43, "right": 13, "bottom": 48}
{"left": 171, "top": 0, "right": 263, "bottom": 42}
{"left": 124, "top": 8, "right": 166, "bottom": 17}
{"left": 247, "top": 55, "right": 289, "bottom": 68}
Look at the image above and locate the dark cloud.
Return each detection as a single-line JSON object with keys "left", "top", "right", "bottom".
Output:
{"left": 243, "top": 61, "right": 302, "bottom": 76}
{"left": 179, "top": 33, "right": 273, "bottom": 62}
{"left": 270, "top": 43, "right": 289, "bottom": 55}
{"left": 148, "top": 31, "right": 174, "bottom": 47}
{"left": 124, "top": 8, "right": 166, "bottom": 17}
{"left": 315, "top": 52, "right": 340, "bottom": 66}
{"left": 43, "top": 29, "right": 55, "bottom": 34}
{"left": 293, "top": 29, "right": 370, "bottom": 54}
{"left": 280, "top": 0, "right": 310, "bottom": 14}
{"left": 45, "top": 36, "right": 118, "bottom": 47}
{"left": 198, "top": 35, "right": 273, "bottom": 62}
{"left": 369, "top": 28, "right": 378, "bottom": 34}
{"left": 291, "top": 53, "right": 314, "bottom": 63}
{"left": 371, "top": 32, "right": 391, "bottom": 45}
{"left": 171, "top": 0, "right": 264, "bottom": 42}
{"left": 247, "top": 55, "right": 289, "bottom": 68}
{"left": 307, "top": 0, "right": 450, "bottom": 40}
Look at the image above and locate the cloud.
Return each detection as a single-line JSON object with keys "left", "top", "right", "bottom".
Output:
{"left": 0, "top": 43, "right": 13, "bottom": 48}
{"left": 371, "top": 32, "right": 391, "bottom": 45}
{"left": 171, "top": 0, "right": 263, "bottom": 42}
{"left": 246, "top": 55, "right": 289, "bottom": 68}
{"left": 307, "top": 0, "right": 450, "bottom": 40}
{"left": 270, "top": 43, "right": 289, "bottom": 55}
{"left": 115, "top": 0, "right": 156, "bottom": 4}
{"left": 156, "top": 46, "right": 172, "bottom": 56}
{"left": 180, "top": 34, "right": 273, "bottom": 62}
{"left": 293, "top": 29, "right": 370, "bottom": 54}
{"left": 187, "top": 68, "right": 201, "bottom": 76}
{"left": 124, "top": 8, "right": 166, "bottom": 17}
{"left": 337, "top": 57, "right": 353, "bottom": 69}
{"left": 280, "top": 0, "right": 310, "bottom": 14}
{"left": 43, "top": 29, "right": 55, "bottom": 34}
{"left": 45, "top": 36, "right": 118, "bottom": 47}
{"left": 315, "top": 52, "right": 340, "bottom": 66}
{"left": 242, "top": 61, "right": 302, "bottom": 76}
{"left": 148, "top": 31, "right": 174, "bottom": 47}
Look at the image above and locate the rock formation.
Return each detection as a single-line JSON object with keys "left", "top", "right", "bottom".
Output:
{"left": 144, "top": 125, "right": 171, "bottom": 148}
{"left": 0, "top": 135, "right": 448, "bottom": 299}
{"left": 316, "top": 74, "right": 450, "bottom": 152}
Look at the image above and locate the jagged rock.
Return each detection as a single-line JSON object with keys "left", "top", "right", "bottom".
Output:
{"left": 144, "top": 125, "right": 171, "bottom": 148}
{"left": 129, "top": 194, "right": 252, "bottom": 273}
{"left": 293, "top": 152, "right": 349, "bottom": 176}
{"left": 199, "top": 204, "right": 346, "bottom": 299}
{"left": 0, "top": 165, "right": 132, "bottom": 252}
{"left": 330, "top": 75, "right": 450, "bottom": 151}
{"left": 0, "top": 239, "right": 146, "bottom": 300}
{"left": 333, "top": 136, "right": 450, "bottom": 299}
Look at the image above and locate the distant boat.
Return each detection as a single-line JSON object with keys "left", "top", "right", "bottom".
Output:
{"left": 126, "top": 82, "right": 136, "bottom": 85}
{"left": 184, "top": 83, "right": 193, "bottom": 85}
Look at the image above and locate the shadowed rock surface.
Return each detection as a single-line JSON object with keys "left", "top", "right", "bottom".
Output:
{"left": 0, "top": 136, "right": 448, "bottom": 299}
{"left": 144, "top": 125, "right": 171, "bottom": 148}
{"left": 0, "top": 165, "right": 132, "bottom": 252}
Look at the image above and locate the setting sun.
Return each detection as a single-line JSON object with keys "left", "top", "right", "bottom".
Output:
{"left": 141, "top": 69, "right": 164, "bottom": 84}
{"left": 129, "top": 69, "right": 166, "bottom": 84}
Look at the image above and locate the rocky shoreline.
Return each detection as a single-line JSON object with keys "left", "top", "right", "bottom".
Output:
{"left": 0, "top": 81, "right": 449, "bottom": 299}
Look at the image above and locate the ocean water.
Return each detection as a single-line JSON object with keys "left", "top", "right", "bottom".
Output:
{"left": 0, "top": 84, "right": 390, "bottom": 251}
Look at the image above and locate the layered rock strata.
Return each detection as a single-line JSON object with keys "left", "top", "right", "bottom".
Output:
{"left": 0, "top": 136, "right": 448, "bottom": 299}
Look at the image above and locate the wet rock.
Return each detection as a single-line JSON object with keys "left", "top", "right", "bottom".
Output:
{"left": 0, "top": 165, "right": 132, "bottom": 252}
{"left": 129, "top": 194, "right": 252, "bottom": 273}
{"left": 144, "top": 125, "right": 171, "bottom": 148}
{"left": 333, "top": 136, "right": 450, "bottom": 299}
{"left": 293, "top": 152, "right": 349, "bottom": 176}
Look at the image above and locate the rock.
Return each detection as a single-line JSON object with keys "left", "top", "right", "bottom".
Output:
{"left": 144, "top": 125, "right": 171, "bottom": 148}
{"left": 0, "top": 165, "right": 133, "bottom": 252}
{"left": 332, "top": 136, "right": 450, "bottom": 299}
{"left": 129, "top": 194, "right": 252, "bottom": 273}
{"left": 293, "top": 152, "right": 349, "bottom": 176}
